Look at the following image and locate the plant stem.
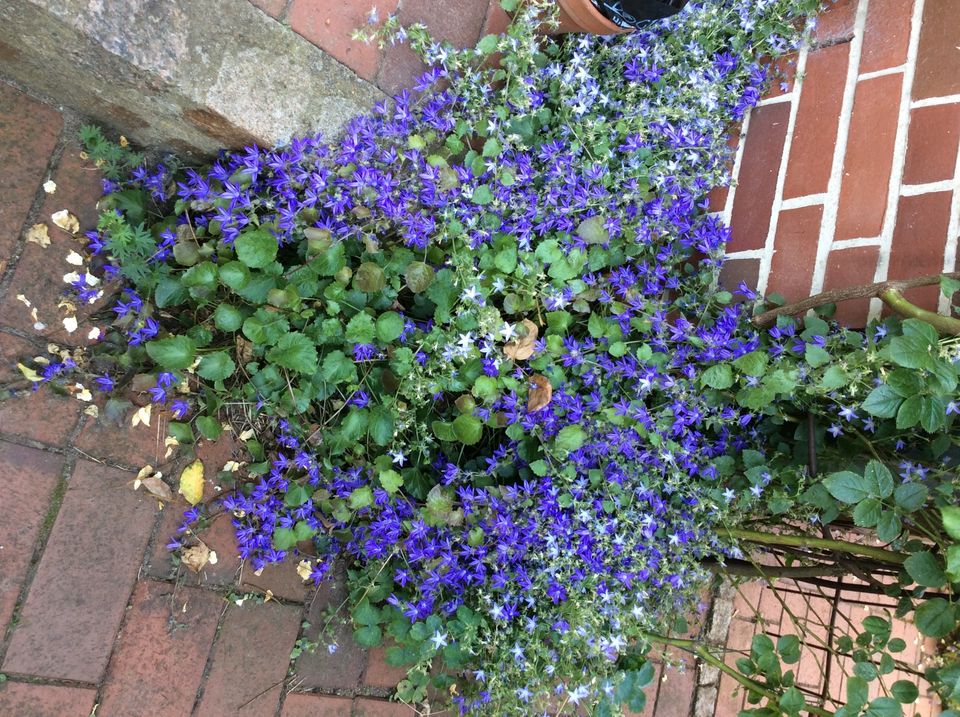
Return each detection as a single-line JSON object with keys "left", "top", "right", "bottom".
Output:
{"left": 723, "top": 528, "right": 908, "bottom": 565}
{"left": 879, "top": 288, "right": 960, "bottom": 335}
{"left": 641, "top": 632, "right": 831, "bottom": 717}
{"left": 752, "top": 271, "right": 960, "bottom": 329}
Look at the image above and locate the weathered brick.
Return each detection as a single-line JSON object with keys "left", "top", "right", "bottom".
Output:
{"left": 281, "top": 692, "right": 353, "bottom": 716}
{"left": 728, "top": 102, "right": 791, "bottom": 251}
{"left": 860, "top": 0, "right": 914, "bottom": 74}
{"left": 240, "top": 557, "right": 310, "bottom": 602}
{"left": 822, "top": 245, "right": 880, "bottom": 326}
{"left": 483, "top": 0, "right": 511, "bottom": 36}
{"left": 147, "top": 510, "right": 241, "bottom": 584}
{"left": 717, "top": 258, "right": 760, "bottom": 297}
{"left": 377, "top": 0, "right": 489, "bottom": 95}
{"left": 0, "top": 441, "right": 63, "bottom": 634}
{"left": 354, "top": 697, "right": 418, "bottom": 716}
{"left": 715, "top": 668, "right": 745, "bottom": 717}
{"left": 2, "top": 460, "right": 155, "bottom": 683}
{"left": 0, "top": 81, "right": 61, "bottom": 265}
{"left": 0, "top": 681, "right": 97, "bottom": 717}
{"left": 0, "top": 146, "right": 106, "bottom": 341}
{"left": 763, "top": 52, "right": 799, "bottom": 98}
{"left": 783, "top": 43, "right": 850, "bottom": 199}
{"left": 889, "top": 191, "right": 953, "bottom": 309}
{"left": 99, "top": 581, "right": 222, "bottom": 716}
{"left": 288, "top": 0, "right": 399, "bottom": 81}
{"left": 902, "top": 103, "right": 960, "bottom": 185}
{"left": 248, "top": 0, "right": 287, "bottom": 19}
{"left": 364, "top": 645, "right": 410, "bottom": 689}
{"left": 768, "top": 205, "right": 825, "bottom": 304}
{"left": 912, "top": 0, "right": 960, "bottom": 100}
{"left": 814, "top": 0, "right": 857, "bottom": 45}
{"left": 0, "top": 331, "right": 82, "bottom": 444}
{"left": 195, "top": 601, "right": 302, "bottom": 717}
{"left": 623, "top": 660, "right": 661, "bottom": 717}
{"left": 725, "top": 617, "right": 756, "bottom": 653}
{"left": 650, "top": 648, "right": 697, "bottom": 717}
{"left": 835, "top": 74, "right": 903, "bottom": 241}
{"left": 73, "top": 409, "right": 167, "bottom": 468}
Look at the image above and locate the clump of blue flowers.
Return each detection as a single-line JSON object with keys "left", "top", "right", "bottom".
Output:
{"left": 30, "top": 0, "right": 959, "bottom": 715}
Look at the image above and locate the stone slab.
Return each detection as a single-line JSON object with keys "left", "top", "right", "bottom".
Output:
{"left": 0, "top": 0, "right": 384, "bottom": 157}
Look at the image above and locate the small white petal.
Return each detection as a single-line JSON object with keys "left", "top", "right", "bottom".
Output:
{"left": 87, "top": 326, "right": 101, "bottom": 340}
{"left": 84, "top": 273, "right": 100, "bottom": 286}
{"left": 43, "top": 180, "right": 57, "bottom": 194}
{"left": 62, "top": 316, "right": 78, "bottom": 333}
{"left": 63, "top": 272, "right": 80, "bottom": 284}
{"left": 65, "top": 251, "right": 84, "bottom": 266}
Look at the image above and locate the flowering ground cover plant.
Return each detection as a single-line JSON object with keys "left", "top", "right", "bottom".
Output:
{"left": 16, "top": 0, "right": 960, "bottom": 714}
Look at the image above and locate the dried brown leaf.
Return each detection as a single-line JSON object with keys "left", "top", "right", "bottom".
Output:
{"left": 236, "top": 336, "right": 254, "bottom": 365}
{"left": 526, "top": 374, "right": 553, "bottom": 412}
{"left": 181, "top": 544, "right": 210, "bottom": 572}
{"left": 26, "top": 223, "right": 51, "bottom": 248}
{"left": 141, "top": 474, "right": 173, "bottom": 501}
{"left": 51, "top": 210, "right": 80, "bottom": 234}
{"left": 503, "top": 319, "right": 539, "bottom": 361}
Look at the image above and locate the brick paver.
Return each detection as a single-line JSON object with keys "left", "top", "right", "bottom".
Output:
{"left": 0, "top": 681, "right": 97, "bottom": 717}
{"left": 0, "top": 441, "right": 63, "bottom": 634}
{"left": 2, "top": 459, "right": 155, "bottom": 683}
{"left": 354, "top": 696, "right": 418, "bottom": 716}
{"left": 281, "top": 692, "right": 353, "bottom": 716}
{"left": 195, "top": 600, "right": 302, "bottom": 717}
{"left": 98, "top": 581, "right": 222, "bottom": 716}
{"left": 902, "top": 102, "right": 960, "bottom": 184}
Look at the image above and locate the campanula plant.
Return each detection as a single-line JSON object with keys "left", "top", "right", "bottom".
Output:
{"left": 18, "top": 0, "right": 960, "bottom": 714}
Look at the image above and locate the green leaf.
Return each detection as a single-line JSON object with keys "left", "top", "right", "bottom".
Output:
{"left": 376, "top": 311, "right": 405, "bottom": 343}
{"left": 242, "top": 310, "right": 289, "bottom": 344}
{"left": 404, "top": 262, "right": 434, "bottom": 293}
{"left": 145, "top": 336, "right": 197, "bottom": 370}
{"left": 196, "top": 415, "right": 221, "bottom": 440}
{"left": 321, "top": 350, "right": 357, "bottom": 385}
{"left": 197, "top": 351, "right": 236, "bottom": 381}
{"left": 896, "top": 395, "right": 924, "bottom": 429}
{"left": 219, "top": 260, "right": 251, "bottom": 290}
{"left": 701, "top": 364, "right": 734, "bottom": 389}
{"left": 284, "top": 484, "right": 311, "bottom": 507}
{"left": 865, "top": 461, "right": 895, "bottom": 499}
{"left": 451, "top": 414, "right": 483, "bottom": 445}
{"left": 471, "top": 185, "right": 494, "bottom": 205}
{"left": 847, "top": 676, "right": 868, "bottom": 708}
{"left": 914, "top": 598, "right": 957, "bottom": 637}
{"left": 945, "top": 545, "right": 960, "bottom": 582}
{"left": 862, "top": 385, "right": 903, "bottom": 418}
{"left": 352, "top": 600, "right": 381, "bottom": 627}
{"left": 733, "top": 350, "right": 768, "bottom": 377}
{"left": 901, "top": 318, "right": 939, "bottom": 345}
{"left": 853, "top": 498, "right": 882, "bottom": 527}
{"left": 155, "top": 277, "right": 188, "bottom": 308}
{"left": 167, "top": 421, "right": 195, "bottom": 444}
{"left": 824, "top": 470, "right": 872, "bottom": 504}
{"left": 876, "top": 511, "right": 902, "bottom": 542}
{"left": 864, "top": 697, "right": 903, "bottom": 717}
{"left": 481, "top": 138, "right": 501, "bottom": 158}
{"left": 555, "top": 425, "right": 587, "bottom": 453}
{"left": 213, "top": 304, "right": 245, "bottom": 332}
{"left": 891, "top": 680, "right": 919, "bottom": 704}
{"left": 353, "top": 262, "right": 386, "bottom": 293}
{"left": 779, "top": 687, "right": 806, "bottom": 715}
{"left": 576, "top": 215, "right": 609, "bottom": 244}
{"left": 805, "top": 344, "right": 831, "bottom": 368}
{"left": 354, "top": 625, "right": 382, "bottom": 648}
{"left": 266, "top": 333, "right": 318, "bottom": 374}
{"left": 379, "top": 469, "right": 403, "bottom": 494}
{"left": 904, "top": 551, "right": 947, "bottom": 588}
{"left": 369, "top": 406, "right": 395, "bottom": 446}
{"left": 476, "top": 33, "right": 498, "bottom": 54}
{"left": 942, "top": 506, "right": 960, "bottom": 540}
{"left": 181, "top": 261, "right": 218, "bottom": 289}
{"left": 777, "top": 635, "right": 801, "bottom": 664}
{"left": 494, "top": 246, "right": 517, "bottom": 274}
{"left": 893, "top": 482, "right": 928, "bottom": 512}
{"left": 346, "top": 312, "right": 376, "bottom": 344}
{"left": 272, "top": 527, "right": 297, "bottom": 550}
{"left": 349, "top": 485, "right": 374, "bottom": 510}
{"left": 888, "top": 334, "right": 932, "bottom": 370}
{"left": 820, "top": 365, "right": 849, "bottom": 390}
{"left": 294, "top": 520, "right": 315, "bottom": 542}
{"left": 235, "top": 229, "right": 278, "bottom": 269}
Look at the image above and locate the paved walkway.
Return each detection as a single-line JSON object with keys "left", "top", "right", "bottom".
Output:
{"left": 0, "top": 0, "right": 954, "bottom": 715}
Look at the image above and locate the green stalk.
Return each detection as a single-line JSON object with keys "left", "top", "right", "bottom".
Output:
{"left": 723, "top": 528, "right": 908, "bottom": 565}
{"left": 641, "top": 632, "right": 831, "bottom": 717}
{"left": 879, "top": 288, "right": 960, "bottom": 336}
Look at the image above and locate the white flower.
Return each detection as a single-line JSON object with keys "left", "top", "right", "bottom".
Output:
{"left": 430, "top": 631, "right": 448, "bottom": 649}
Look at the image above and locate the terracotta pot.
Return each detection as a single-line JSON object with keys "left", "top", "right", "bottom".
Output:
{"left": 555, "top": 0, "right": 632, "bottom": 34}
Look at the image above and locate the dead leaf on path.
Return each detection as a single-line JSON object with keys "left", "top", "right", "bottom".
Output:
{"left": 236, "top": 336, "right": 254, "bottom": 365}
{"left": 181, "top": 544, "right": 211, "bottom": 572}
{"left": 297, "top": 559, "right": 313, "bottom": 581}
{"left": 526, "top": 374, "right": 553, "bottom": 412}
{"left": 51, "top": 210, "right": 79, "bottom": 234}
{"left": 179, "top": 459, "right": 205, "bottom": 505}
{"left": 141, "top": 474, "right": 173, "bottom": 501}
{"left": 131, "top": 403, "right": 152, "bottom": 428}
{"left": 503, "top": 319, "right": 539, "bottom": 361}
{"left": 26, "top": 223, "right": 51, "bottom": 248}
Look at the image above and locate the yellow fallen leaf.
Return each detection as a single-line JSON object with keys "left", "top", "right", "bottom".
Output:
{"left": 26, "top": 223, "right": 50, "bottom": 248}
{"left": 17, "top": 363, "right": 43, "bottom": 382}
{"left": 179, "top": 459, "right": 205, "bottom": 505}
{"left": 132, "top": 404, "right": 152, "bottom": 428}
{"left": 297, "top": 559, "right": 313, "bottom": 581}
